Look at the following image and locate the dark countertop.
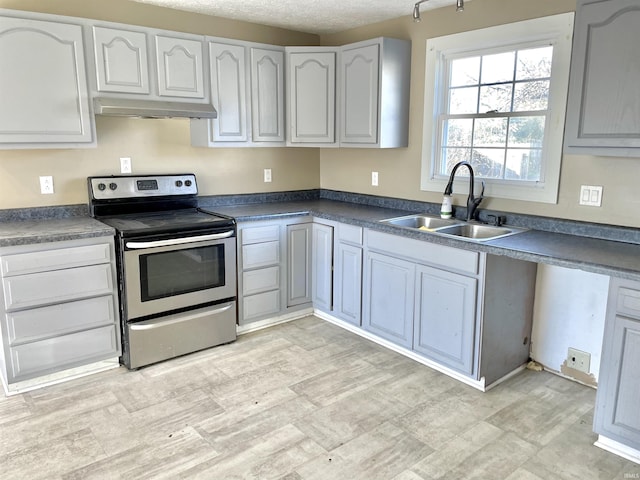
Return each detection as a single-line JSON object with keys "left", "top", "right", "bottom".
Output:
{"left": 0, "top": 217, "right": 115, "bottom": 248}
{"left": 204, "top": 199, "right": 640, "bottom": 282}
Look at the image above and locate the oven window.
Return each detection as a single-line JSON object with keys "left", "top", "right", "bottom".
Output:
{"left": 139, "top": 244, "right": 225, "bottom": 301}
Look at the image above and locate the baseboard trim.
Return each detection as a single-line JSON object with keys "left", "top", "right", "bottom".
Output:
{"left": 237, "top": 307, "right": 314, "bottom": 335}
{"left": 595, "top": 435, "right": 640, "bottom": 465}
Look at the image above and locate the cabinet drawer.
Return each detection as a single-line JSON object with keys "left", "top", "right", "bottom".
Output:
{"left": 6, "top": 295, "right": 116, "bottom": 346}
{"left": 241, "top": 225, "right": 280, "bottom": 245}
{"left": 243, "top": 290, "right": 281, "bottom": 320}
{"left": 338, "top": 223, "right": 363, "bottom": 245}
{"left": 242, "top": 241, "right": 280, "bottom": 269}
{"left": 617, "top": 287, "right": 640, "bottom": 319}
{"left": 243, "top": 266, "right": 280, "bottom": 296}
{"left": 366, "top": 229, "right": 478, "bottom": 275}
{"left": 1, "top": 243, "right": 111, "bottom": 277}
{"left": 9, "top": 325, "right": 118, "bottom": 380}
{"left": 3, "top": 263, "right": 114, "bottom": 311}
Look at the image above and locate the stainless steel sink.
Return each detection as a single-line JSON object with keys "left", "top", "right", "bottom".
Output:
{"left": 435, "top": 223, "right": 525, "bottom": 241}
{"left": 380, "top": 214, "right": 463, "bottom": 230}
{"left": 380, "top": 213, "right": 526, "bottom": 241}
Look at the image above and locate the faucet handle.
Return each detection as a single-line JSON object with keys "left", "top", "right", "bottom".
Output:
{"left": 479, "top": 180, "right": 485, "bottom": 199}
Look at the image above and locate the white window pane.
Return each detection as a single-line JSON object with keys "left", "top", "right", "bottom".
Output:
{"left": 444, "top": 118, "right": 473, "bottom": 146}
{"left": 513, "top": 80, "right": 550, "bottom": 111}
{"left": 474, "top": 117, "right": 508, "bottom": 147}
{"left": 508, "top": 116, "right": 546, "bottom": 148}
{"left": 516, "top": 46, "right": 553, "bottom": 80}
{"left": 449, "top": 86, "right": 478, "bottom": 114}
{"left": 441, "top": 147, "right": 471, "bottom": 174}
{"left": 506, "top": 148, "right": 542, "bottom": 181}
{"left": 480, "top": 51, "right": 515, "bottom": 84}
{"left": 451, "top": 56, "right": 480, "bottom": 87}
{"left": 472, "top": 148, "right": 505, "bottom": 178}
{"left": 479, "top": 84, "right": 513, "bottom": 112}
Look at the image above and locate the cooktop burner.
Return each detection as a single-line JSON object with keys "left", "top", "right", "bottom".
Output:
{"left": 97, "top": 209, "right": 234, "bottom": 236}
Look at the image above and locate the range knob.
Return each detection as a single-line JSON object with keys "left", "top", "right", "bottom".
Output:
{"left": 175, "top": 180, "right": 183, "bottom": 187}
{"left": 109, "top": 182, "right": 118, "bottom": 191}
{"left": 184, "top": 179, "right": 192, "bottom": 187}
{"left": 97, "top": 183, "right": 106, "bottom": 191}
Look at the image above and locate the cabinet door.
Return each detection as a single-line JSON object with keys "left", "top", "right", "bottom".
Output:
{"left": 251, "top": 47, "right": 285, "bottom": 143}
{"left": 594, "top": 282, "right": 640, "bottom": 449}
{"left": 312, "top": 223, "right": 333, "bottom": 312}
{"left": 363, "top": 252, "right": 414, "bottom": 348}
{"left": 209, "top": 42, "right": 248, "bottom": 142}
{"left": 413, "top": 265, "right": 478, "bottom": 375}
{"left": 92, "top": 26, "right": 150, "bottom": 94}
{"left": 565, "top": 0, "right": 640, "bottom": 154}
{"left": 287, "top": 50, "right": 336, "bottom": 144}
{"left": 0, "top": 16, "right": 93, "bottom": 145}
{"left": 287, "top": 223, "right": 312, "bottom": 307}
{"left": 334, "top": 242, "right": 362, "bottom": 326}
{"left": 155, "top": 34, "right": 206, "bottom": 99}
{"left": 340, "top": 43, "right": 379, "bottom": 145}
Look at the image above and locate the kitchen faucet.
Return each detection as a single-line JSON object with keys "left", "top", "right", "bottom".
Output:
{"left": 443, "top": 161, "right": 485, "bottom": 222}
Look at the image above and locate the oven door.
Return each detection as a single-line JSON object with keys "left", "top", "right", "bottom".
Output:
{"left": 123, "top": 230, "right": 236, "bottom": 320}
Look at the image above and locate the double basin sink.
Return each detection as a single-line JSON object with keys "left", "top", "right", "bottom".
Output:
{"left": 380, "top": 214, "right": 526, "bottom": 242}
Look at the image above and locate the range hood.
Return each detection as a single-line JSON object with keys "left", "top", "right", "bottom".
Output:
{"left": 93, "top": 98, "right": 217, "bottom": 119}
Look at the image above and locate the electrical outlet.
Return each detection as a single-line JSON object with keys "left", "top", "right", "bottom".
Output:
{"left": 120, "top": 157, "right": 132, "bottom": 174}
{"left": 372, "top": 171, "right": 379, "bottom": 186}
{"left": 264, "top": 168, "right": 272, "bottom": 183}
{"left": 579, "top": 185, "right": 602, "bottom": 206}
{"left": 39, "top": 176, "right": 54, "bottom": 194}
{"left": 567, "top": 347, "right": 590, "bottom": 374}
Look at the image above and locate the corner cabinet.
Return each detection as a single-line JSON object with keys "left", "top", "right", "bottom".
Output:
{"left": 594, "top": 278, "right": 640, "bottom": 452}
{"left": 564, "top": 0, "right": 640, "bottom": 156}
{"left": 339, "top": 38, "right": 411, "bottom": 148}
{"left": 0, "top": 14, "right": 94, "bottom": 148}
{"left": 191, "top": 40, "right": 285, "bottom": 147}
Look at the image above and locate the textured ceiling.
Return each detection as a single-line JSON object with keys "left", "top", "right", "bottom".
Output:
{"left": 129, "top": 0, "right": 463, "bottom": 34}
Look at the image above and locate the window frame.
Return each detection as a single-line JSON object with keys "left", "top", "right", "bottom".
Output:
{"left": 420, "top": 13, "right": 575, "bottom": 204}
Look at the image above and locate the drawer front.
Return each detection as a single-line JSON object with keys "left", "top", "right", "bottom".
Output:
{"left": 338, "top": 223, "right": 363, "bottom": 245}
{"left": 3, "top": 263, "right": 114, "bottom": 311}
{"left": 6, "top": 295, "right": 116, "bottom": 345}
{"left": 617, "top": 286, "right": 640, "bottom": 319}
{"left": 9, "top": 325, "right": 119, "bottom": 381}
{"left": 366, "top": 229, "right": 478, "bottom": 275}
{"left": 1, "top": 243, "right": 111, "bottom": 277}
{"left": 243, "top": 290, "right": 280, "bottom": 320}
{"left": 241, "top": 224, "right": 280, "bottom": 245}
{"left": 243, "top": 266, "right": 280, "bottom": 296}
{"left": 242, "top": 241, "right": 280, "bottom": 269}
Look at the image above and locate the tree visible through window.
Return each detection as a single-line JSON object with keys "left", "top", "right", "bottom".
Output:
{"left": 439, "top": 45, "right": 553, "bottom": 182}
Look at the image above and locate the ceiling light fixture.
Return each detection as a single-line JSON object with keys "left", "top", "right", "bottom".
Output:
{"left": 412, "top": 0, "right": 464, "bottom": 23}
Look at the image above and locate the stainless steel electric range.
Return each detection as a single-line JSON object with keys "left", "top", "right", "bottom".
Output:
{"left": 88, "top": 174, "right": 237, "bottom": 369}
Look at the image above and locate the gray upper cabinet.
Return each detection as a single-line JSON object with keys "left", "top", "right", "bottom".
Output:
{"left": 339, "top": 37, "right": 411, "bottom": 148}
{"left": 92, "top": 26, "right": 150, "bottom": 94}
{"left": 0, "top": 14, "right": 94, "bottom": 148}
{"left": 286, "top": 48, "right": 338, "bottom": 146}
{"left": 564, "top": 0, "right": 640, "bottom": 156}
{"left": 155, "top": 33, "right": 206, "bottom": 99}
{"left": 594, "top": 278, "right": 640, "bottom": 450}
{"left": 251, "top": 47, "right": 285, "bottom": 143}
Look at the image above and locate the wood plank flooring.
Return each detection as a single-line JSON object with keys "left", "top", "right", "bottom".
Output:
{"left": 1, "top": 315, "right": 638, "bottom": 479}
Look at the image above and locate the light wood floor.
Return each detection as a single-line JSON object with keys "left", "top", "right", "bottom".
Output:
{"left": 1, "top": 316, "right": 638, "bottom": 479}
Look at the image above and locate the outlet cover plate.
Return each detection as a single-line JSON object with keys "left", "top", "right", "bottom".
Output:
{"left": 567, "top": 347, "right": 590, "bottom": 374}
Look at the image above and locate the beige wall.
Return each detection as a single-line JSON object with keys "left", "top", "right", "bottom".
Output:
{"left": 320, "top": 0, "right": 640, "bottom": 228}
{"left": 0, "top": 0, "right": 320, "bottom": 209}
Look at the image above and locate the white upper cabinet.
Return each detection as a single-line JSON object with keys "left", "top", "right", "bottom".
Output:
{"left": 251, "top": 47, "right": 285, "bottom": 143}
{"left": 92, "top": 26, "right": 150, "bottom": 94}
{"left": 0, "top": 15, "right": 94, "bottom": 148}
{"left": 565, "top": 0, "right": 640, "bottom": 156}
{"left": 155, "top": 34, "right": 206, "bottom": 99}
{"left": 191, "top": 40, "right": 285, "bottom": 147}
{"left": 286, "top": 48, "right": 337, "bottom": 146}
{"left": 339, "top": 38, "right": 411, "bottom": 148}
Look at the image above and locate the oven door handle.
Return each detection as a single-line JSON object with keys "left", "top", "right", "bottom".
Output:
{"left": 125, "top": 230, "right": 234, "bottom": 249}
{"left": 130, "top": 303, "right": 234, "bottom": 331}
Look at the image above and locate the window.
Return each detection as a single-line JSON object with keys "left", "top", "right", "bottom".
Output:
{"left": 421, "top": 13, "right": 574, "bottom": 204}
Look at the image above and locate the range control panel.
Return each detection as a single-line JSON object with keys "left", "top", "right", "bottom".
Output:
{"left": 89, "top": 174, "right": 197, "bottom": 200}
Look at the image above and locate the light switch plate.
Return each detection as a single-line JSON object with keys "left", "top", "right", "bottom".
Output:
{"left": 579, "top": 185, "right": 602, "bottom": 206}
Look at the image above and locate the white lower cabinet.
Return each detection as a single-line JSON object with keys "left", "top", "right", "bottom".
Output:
{"left": 0, "top": 237, "right": 120, "bottom": 388}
